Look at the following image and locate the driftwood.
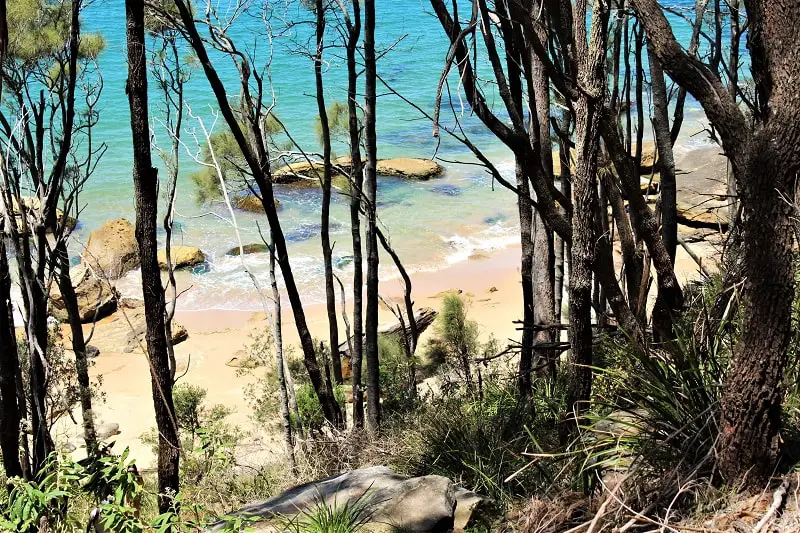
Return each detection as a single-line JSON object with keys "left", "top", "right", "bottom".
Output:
{"left": 339, "top": 307, "right": 437, "bottom": 358}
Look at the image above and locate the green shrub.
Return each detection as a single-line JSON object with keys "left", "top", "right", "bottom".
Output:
{"left": 398, "top": 378, "right": 557, "bottom": 503}
{"left": 173, "top": 383, "right": 232, "bottom": 437}
{"left": 378, "top": 334, "right": 416, "bottom": 415}
{"left": 275, "top": 490, "right": 374, "bottom": 533}
{"left": 296, "top": 383, "right": 345, "bottom": 433}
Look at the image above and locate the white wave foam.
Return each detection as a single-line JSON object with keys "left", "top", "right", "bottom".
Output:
{"left": 441, "top": 221, "right": 519, "bottom": 265}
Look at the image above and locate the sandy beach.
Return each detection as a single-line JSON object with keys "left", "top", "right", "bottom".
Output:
{"left": 54, "top": 221, "right": 719, "bottom": 469}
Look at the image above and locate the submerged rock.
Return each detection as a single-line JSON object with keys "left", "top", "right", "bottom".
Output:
{"left": 50, "top": 264, "right": 119, "bottom": 323}
{"left": 157, "top": 246, "right": 207, "bottom": 270}
{"left": 226, "top": 243, "right": 269, "bottom": 256}
{"left": 214, "top": 466, "right": 490, "bottom": 532}
{"left": 83, "top": 218, "right": 139, "bottom": 279}
{"left": 430, "top": 184, "right": 461, "bottom": 196}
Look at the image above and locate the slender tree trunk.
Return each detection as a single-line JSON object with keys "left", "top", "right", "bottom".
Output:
{"left": 565, "top": 0, "right": 608, "bottom": 429}
{"left": 56, "top": 245, "right": 96, "bottom": 454}
{"left": 0, "top": 234, "right": 22, "bottom": 479}
{"left": 315, "top": 0, "right": 342, "bottom": 388}
{"left": 346, "top": 0, "right": 364, "bottom": 429}
{"left": 647, "top": 46, "right": 676, "bottom": 263}
{"left": 516, "top": 161, "right": 536, "bottom": 397}
{"left": 530, "top": 45, "right": 556, "bottom": 383}
{"left": 363, "top": 0, "right": 381, "bottom": 432}
{"left": 126, "top": 0, "right": 179, "bottom": 513}
{"left": 269, "top": 236, "right": 296, "bottom": 472}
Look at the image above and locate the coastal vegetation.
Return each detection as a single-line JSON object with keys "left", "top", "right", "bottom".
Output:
{"left": 1, "top": 0, "right": 800, "bottom": 531}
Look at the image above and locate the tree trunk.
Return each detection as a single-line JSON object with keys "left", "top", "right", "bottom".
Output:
{"left": 346, "top": 0, "right": 364, "bottom": 429}
{"left": 515, "top": 161, "right": 536, "bottom": 397}
{"left": 315, "top": 0, "right": 343, "bottom": 388}
{"left": 564, "top": 0, "right": 608, "bottom": 428}
{"left": 632, "top": 0, "right": 800, "bottom": 487}
{"left": 363, "top": 0, "right": 381, "bottom": 432}
{"left": 56, "top": 244, "right": 96, "bottom": 455}
{"left": 0, "top": 235, "right": 22, "bottom": 479}
{"left": 126, "top": 0, "right": 179, "bottom": 513}
{"left": 269, "top": 236, "right": 295, "bottom": 472}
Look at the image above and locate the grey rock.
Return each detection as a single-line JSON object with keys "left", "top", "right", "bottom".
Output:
{"left": 215, "top": 466, "right": 474, "bottom": 532}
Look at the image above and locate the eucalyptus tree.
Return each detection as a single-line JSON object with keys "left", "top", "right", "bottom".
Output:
{"left": 633, "top": 0, "right": 800, "bottom": 486}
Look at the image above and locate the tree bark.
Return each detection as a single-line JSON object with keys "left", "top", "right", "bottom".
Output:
{"left": 363, "top": 0, "right": 381, "bottom": 432}
{"left": 346, "top": 0, "right": 364, "bottom": 429}
{"left": 56, "top": 245, "right": 96, "bottom": 455}
{"left": 632, "top": 0, "right": 800, "bottom": 486}
{"left": 0, "top": 234, "right": 22, "bottom": 479}
{"left": 565, "top": 0, "right": 608, "bottom": 426}
{"left": 126, "top": 0, "right": 179, "bottom": 513}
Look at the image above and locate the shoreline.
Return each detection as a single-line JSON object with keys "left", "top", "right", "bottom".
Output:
{"left": 55, "top": 143, "right": 725, "bottom": 469}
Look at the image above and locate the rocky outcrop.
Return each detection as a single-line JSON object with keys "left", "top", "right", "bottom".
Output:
{"left": 50, "top": 264, "right": 119, "bottom": 323}
{"left": 83, "top": 219, "right": 139, "bottom": 279}
{"left": 157, "top": 246, "right": 206, "bottom": 270}
{"left": 377, "top": 158, "right": 443, "bottom": 180}
{"left": 674, "top": 147, "right": 730, "bottom": 231}
{"left": 215, "top": 466, "right": 490, "bottom": 532}
{"left": 273, "top": 157, "right": 444, "bottom": 183}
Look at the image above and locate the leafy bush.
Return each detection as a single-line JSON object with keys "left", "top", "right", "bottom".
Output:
{"left": 398, "top": 378, "right": 558, "bottom": 503}
{"left": 173, "top": 383, "right": 232, "bottom": 437}
{"left": 296, "top": 383, "right": 345, "bottom": 433}
{"left": 378, "top": 334, "right": 416, "bottom": 415}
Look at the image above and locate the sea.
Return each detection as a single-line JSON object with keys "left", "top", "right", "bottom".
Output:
{"left": 50, "top": 0, "right": 718, "bottom": 312}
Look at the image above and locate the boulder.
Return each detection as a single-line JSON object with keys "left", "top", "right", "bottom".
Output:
{"left": 83, "top": 219, "right": 139, "bottom": 279}
{"left": 377, "top": 158, "right": 443, "bottom": 180}
{"left": 157, "top": 246, "right": 206, "bottom": 270}
{"left": 50, "top": 264, "right": 119, "bottom": 323}
{"left": 215, "top": 466, "right": 487, "bottom": 532}
{"left": 94, "top": 422, "right": 120, "bottom": 441}
{"left": 226, "top": 243, "right": 269, "bottom": 256}
{"left": 233, "top": 195, "right": 280, "bottom": 213}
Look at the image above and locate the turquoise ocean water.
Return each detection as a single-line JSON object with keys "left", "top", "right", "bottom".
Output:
{"left": 65, "top": 0, "right": 714, "bottom": 311}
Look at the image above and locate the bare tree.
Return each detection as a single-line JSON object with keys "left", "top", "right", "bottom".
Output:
{"left": 170, "top": 0, "right": 343, "bottom": 427}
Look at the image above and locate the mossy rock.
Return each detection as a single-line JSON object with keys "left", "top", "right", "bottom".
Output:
{"left": 233, "top": 194, "right": 281, "bottom": 213}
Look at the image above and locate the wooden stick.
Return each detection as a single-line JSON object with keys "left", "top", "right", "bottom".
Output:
{"left": 752, "top": 478, "right": 790, "bottom": 533}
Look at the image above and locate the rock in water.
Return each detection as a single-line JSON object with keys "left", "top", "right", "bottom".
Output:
{"left": 226, "top": 243, "right": 269, "bottom": 256}
{"left": 214, "top": 465, "right": 488, "bottom": 532}
{"left": 376, "top": 158, "right": 444, "bottom": 180}
{"left": 233, "top": 195, "right": 281, "bottom": 213}
{"left": 50, "top": 264, "right": 119, "bottom": 323}
{"left": 83, "top": 218, "right": 139, "bottom": 279}
{"left": 157, "top": 246, "right": 207, "bottom": 270}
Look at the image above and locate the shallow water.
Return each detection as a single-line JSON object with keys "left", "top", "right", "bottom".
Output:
{"left": 62, "top": 0, "right": 714, "bottom": 312}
